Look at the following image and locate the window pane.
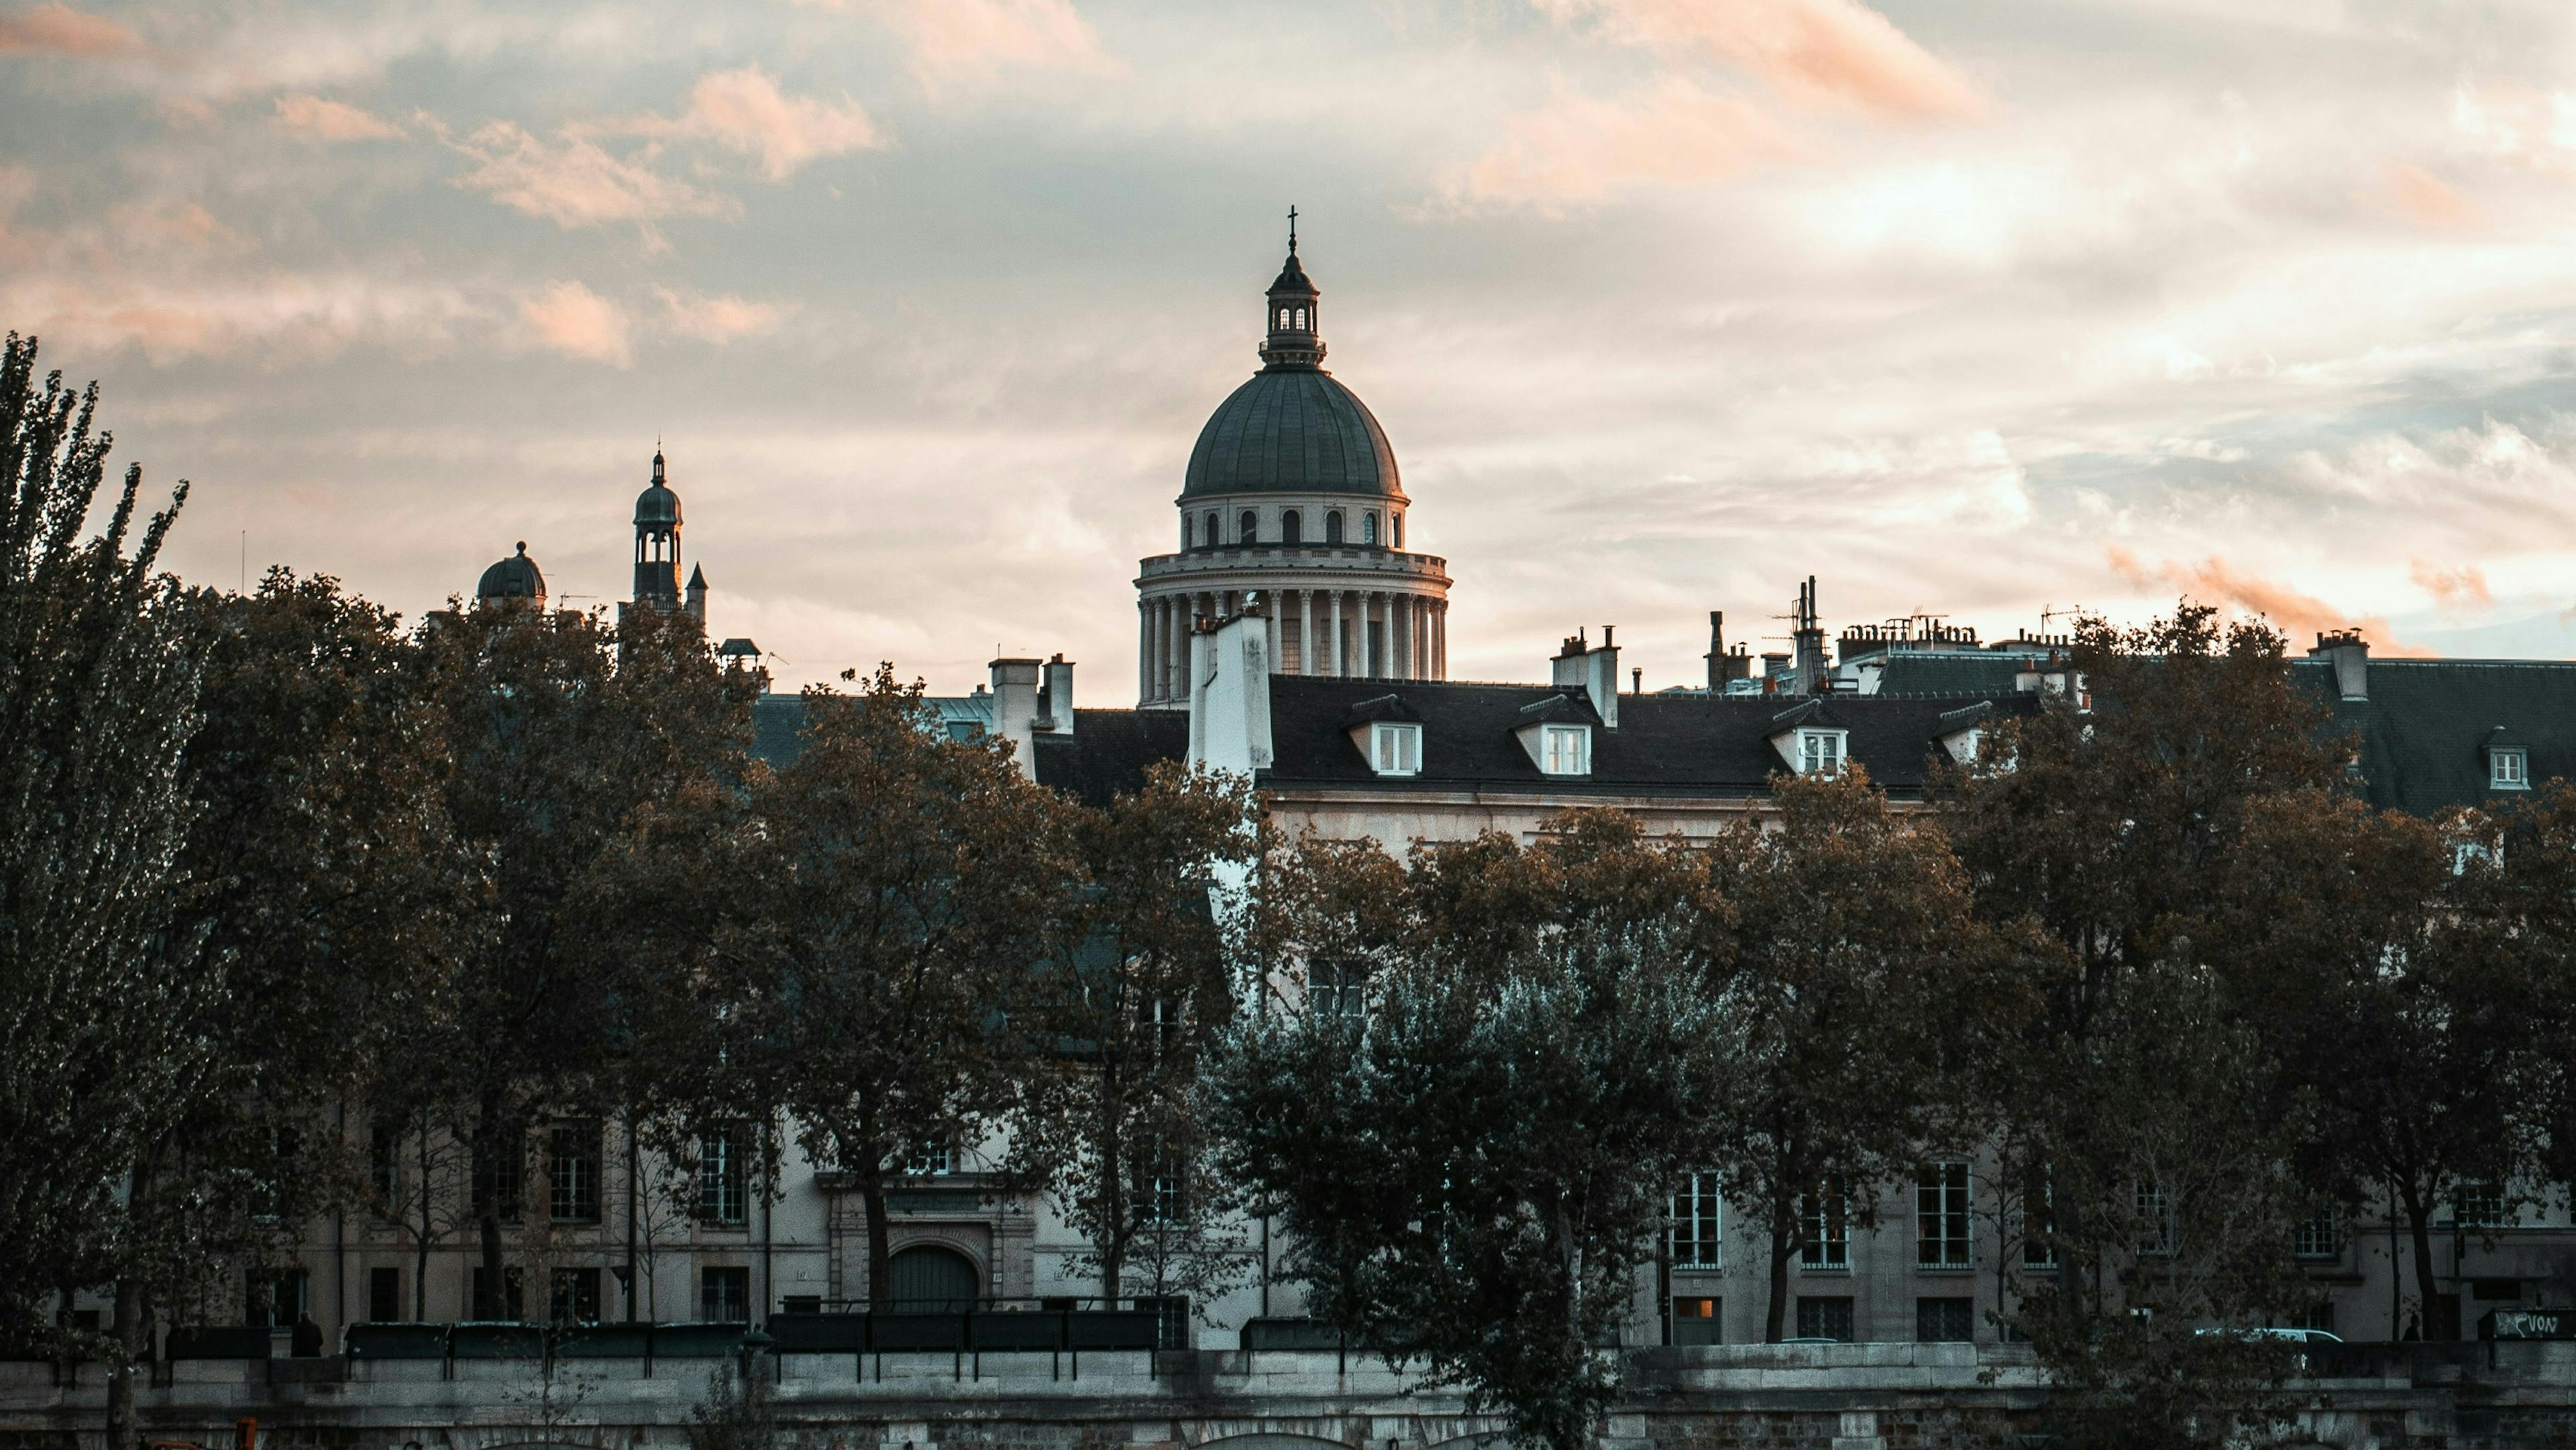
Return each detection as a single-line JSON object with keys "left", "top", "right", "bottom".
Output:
{"left": 1917, "top": 1162, "right": 1971, "bottom": 1267}
{"left": 1670, "top": 1173, "right": 1723, "bottom": 1269}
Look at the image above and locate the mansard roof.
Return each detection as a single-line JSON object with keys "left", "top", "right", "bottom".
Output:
{"left": 2306, "top": 657, "right": 2576, "bottom": 817}
{"left": 1032, "top": 709, "right": 1191, "bottom": 807}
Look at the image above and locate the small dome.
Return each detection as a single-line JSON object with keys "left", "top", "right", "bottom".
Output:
{"left": 478, "top": 541, "right": 546, "bottom": 603}
{"left": 636, "top": 448, "right": 682, "bottom": 526}
{"left": 1183, "top": 368, "right": 1401, "bottom": 499}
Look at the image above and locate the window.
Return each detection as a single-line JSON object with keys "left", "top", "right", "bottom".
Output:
{"left": 367, "top": 1267, "right": 401, "bottom": 1324}
{"left": 1393, "top": 513, "right": 1403, "bottom": 549}
{"left": 1541, "top": 724, "right": 1590, "bottom": 776}
{"left": 549, "top": 1267, "right": 600, "bottom": 1325}
{"left": 1796, "top": 1296, "right": 1854, "bottom": 1341}
{"left": 368, "top": 1119, "right": 401, "bottom": 1210}
{"left": 1326, "top": 511, "right": 1344, "bottom": 545}
{"left": 1138, "top": 1157, "right": 1186, "bottom": 1223}
{"left": 1670, "top": 1296, "right": 1721, "bottom": 1346}
{"left": 2456, "top": 1183, "right": 2510, "bottom": 1229}
{"left": 2021, "top": 1173, "right": 2055, "bottom": 1268}
{"left": 244, "top": 1268, "right": 309, "bottom": 1327}
{"left": 1371, "top": 721, "right": 1421, "bottom": 776}
{"left": 905, "top": 1138, "right": 955, "bottom": 1176}
{"left": 1282, "top": 510, "right": 1301, "bottom": 546}
{"left": 2493, "top": 749, "right": 2530, "bottom": 789}
{"left": 1916, "top": 1296, "right": 1974, "bottom": 1343}
{"left": 1293, "top": 307, "right": 1306, "bottom": 329}
{"left": 1202, "top": 512, "right": 1219, "bottom": 549}
{"left": 1917, "top": 1162, "right": 1972, "bottom": 1268}
{"left": 1362, "top": 511, "right": 1378, "bottom": 544}
{"left": 471, "top": 1265, "right": 524, "bottom": 1320}
{"left": 2292, "top": 1203, "right": 2340, "bottom": 1260}
{"left": 702, "top": 1265, "right": 750, "bottom": 1323}
{"left": 1311, "top": 960, "right": 1368, "bottom": 1020}
{"left": 1799, "top": 1182, "right": 1849, "bottom": 1269}
{"left": 550, "top": 1122, "right": 602, "bottom": 1224}
{"left": 699, "top": 1126, "right": 749, "bottom": 1225}
{"left": 475, "top": 1136, "right": 523, "bottom": 1225}
{"left": 1134, "top": 1295, "right": 1190, "bottom": 1349}
{"left": 1670, "top": 1174, "right": 1723, "bottom": 1270}
{"left": 1798, "top": 729, "right": 1845, "bottom": 778}
{"left": 2135, "top": 1180, "right": 2174, "bottom": 1255}
{"left": 1240, "top": 509, "right": 1258, "bottom": 543}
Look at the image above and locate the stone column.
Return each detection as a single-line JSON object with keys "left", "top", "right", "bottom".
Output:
{"left": 1436, "top": 601, "right": 1448, "bottom": 679}
{"left": 1138, "top": 599, "right": 1151, "bottom": 703}
{"left": 1329, "top": 589, "right": 1345, "bottom": 678}
{"left": 1397, "top": 594, "right": 1414, "bottom": 679}
{"left": 1299, "top": 590, "right": 1314, "bottom": 676}
{"left": 1414, "top": 596, "right": 1430, "bottom": 680}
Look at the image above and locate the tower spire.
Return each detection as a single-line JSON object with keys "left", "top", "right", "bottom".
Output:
{"left": 1258, "top": 216, "right": 1324, "bottom": 371}
{"left": 1287, "top": 204, "right": 1297, "bottom": 254}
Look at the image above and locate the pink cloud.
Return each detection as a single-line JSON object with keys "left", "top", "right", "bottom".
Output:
{"left": 799, "top": 0, "right": 1114, "bottom": 93}
{"left": 2408, "top": 558, "right": 2491, "bottom": 613}
{"left": 653, "top": 287, "right": 785, "bottom": 344}
{"left": 2106, "top": 548, "right": 2430, "bottom": 657}
{"left": 1534, "top": 0, "right": 1980, "bottom": 120}
{"left": 444, "top": 120, "right": 736, "bottom": 241}
{"left": 273, "top": 93, "right": 405, "bottom": 142}
{"left": 519, "top": 280, "right": 631, "bottom": 368}
{"left": 1448, "top": 76, "right": 1790, "bottom": 209}
{"left": 665, "top": 65, "right": 883, "bottom": 181}
{"left": 0, "top": 2, "right": 139, "bottom": 56}
{"left": 0, "top": 272, "right": 480, "bottom": 362}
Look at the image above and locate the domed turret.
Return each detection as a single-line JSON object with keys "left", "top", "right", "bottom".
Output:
{"left": 477, "top": 541, "right": 547, "bottom": 609}
{"left": 633, "top": 447, "right": 682, "bottom": 609}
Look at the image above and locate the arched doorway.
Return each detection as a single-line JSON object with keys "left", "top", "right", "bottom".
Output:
{"left": 886, "top": 1245, "right": 978, "bottom": 1311}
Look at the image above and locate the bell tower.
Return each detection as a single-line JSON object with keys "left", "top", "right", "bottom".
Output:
{"left": 632, "top": 447, "right": 682, "bottom": 611}
{"left": 1257, "top": 207, "right": 1324, "bottom": 372}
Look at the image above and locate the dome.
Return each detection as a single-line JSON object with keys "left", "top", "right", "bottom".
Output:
{"left": 636, "top": 448, "right": 681, "bottom": 526}
{"left": 478, "top": 541, "right": 545, "bottom": 603}
{"left": 1182, "top": 368, "right": 1401, "bottom": 499}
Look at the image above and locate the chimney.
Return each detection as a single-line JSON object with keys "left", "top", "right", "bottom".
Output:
{"left": 1631, "top": 666, "right": 1642, "bottom": 696}
{"left": 989, "top": 657, "right": 1043, "bottom": 778}
{"left": 1792, "top": 575, "right": 1829, "bottom": 694}
{"left": 1186, "top": 609, "right": 1275, "bottom": 775}
{"left": 1546, "top": 626, "right": 1620, "bottom": 726}
{"left": 1038, "top": 653, "right": 1076, "bottom": 735}
{"left": 2310, "top": 629, "right": 2369, "bottom": 702}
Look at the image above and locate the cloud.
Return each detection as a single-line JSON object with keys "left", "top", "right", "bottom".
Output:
{"left": 2106, "top": 548, "right": 2426, "bottom": 655}
{"left": 654, "top": 65, "right": 883, "bottom": 181}
{"left": 1444, "top": 76, "right": 1790, "bottom": 209}
{"left": 519, "top": 280, "right": 631, "bottom": 367}
{"left": 444, "top": 120, "right": 737, "bottom": 241}
{"left": 0, "top": 2, "right": 138, "bottom": 55}
{"left": 1532, "top": 0, "right": 1980, "bottom": 120}
{"left": 799, "top": 0, "right": 1115, "bottom": 94}
{"left": 272, "top": 93, "right": 404, "bottom": 142}
{"left": 2382, "top": 159, "right": 2475, "bottom": 230}
{"left": 0, "top": 272, "right": 480, "bottom": 362}
{"left": 653, "top": 287, "right": 786, "bottom": 344}
{"left": 2409, "top": 558, "right": 2492, "bottom": 614}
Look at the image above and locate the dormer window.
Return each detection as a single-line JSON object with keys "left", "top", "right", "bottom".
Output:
{"left": 1797, "top": 728, "right": 1845, "bottom": 778}
{"left": 2493, "top": 747, "right": 2529, "bottom": 790}
{"left": 1542, "top": 724, "right": 1590, "bottom": 776}
{"left": 1368, "top": 721, "right": 1421, "bottom": 776}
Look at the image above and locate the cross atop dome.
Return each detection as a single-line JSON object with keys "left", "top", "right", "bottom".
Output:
{"left": 1260, "top": 207, "right": 1324, "bottom": 371}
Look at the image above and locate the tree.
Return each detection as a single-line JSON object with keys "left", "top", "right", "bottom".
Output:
{"left": 2218, "top": 790, "right": 2530, "bottom": 1341}
{"left": 1935, "top": 605, "right": 2341, "bottom": 1447}
{"left": 1209, "top": 811, "right": 1727, "bottom": 1450}
{"left": 1010, "top": 762, "right": 1263, "bottom": 1316}
{"left": 692, "top": 667, "right": 1077, "bottom": 1308}
{"left": 0, "top": 333, "right": 211, "bottom": 1449}
{"left": 1701, "top": 765, "right": 2009, "bottom": 1341}
{"left": 390, "top": 598, "right": 752, "bottom": 1316}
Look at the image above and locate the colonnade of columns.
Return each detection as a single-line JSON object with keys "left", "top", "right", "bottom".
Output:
{"left": 1136, "top": 586, "right": 1449, "bottom": 704}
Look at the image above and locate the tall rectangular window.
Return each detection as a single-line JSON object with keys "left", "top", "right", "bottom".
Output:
{"left": 1799, "top": 1182, "right": 1849, "bottom": 1269}
{"left": 368, "top": 1267, "right": 401, "bottom": 1324}
{"left": 1795, "top": 1296, "right": 1854, "bottom": 1341}
{"left": 475, "top": 1133, "right": 524, "bottom": 1225}
{"left": 368, "top": 1119, "right": 402, "bottom": 1211}
{"left": 1670, "top": 1173, "right": 1723, "bottom": 1270}
{"left": 550, "top": 1121, "right": 602, "bottom": 1224}
{"left": 699, "top": 1126, "right": 749, "bottom": 1225}
{"left": 2021, "top": 1173, "right": 2055, "bottom": 1268}
{"left": 549, "top": 1267, "right": 600, "bottom": 1325}
{"left": 2135, "top": 1180, "right": 2175, "bottom": 1255}
{"left": 702, "top": 1266, "right": 750, "bottom": 1323}
{"left": 1917, "top": 1161, "right": 1972, "bottom": 1268}
{"left": 2292, "top": 1203, "right": 2340, "bottom": 1260}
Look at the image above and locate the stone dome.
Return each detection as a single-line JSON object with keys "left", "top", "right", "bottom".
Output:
{"left": 478, "top": 541, "right": 545, "bottom": 603}
{"left": 1182, "top": 368, "right": 1401, "bottom": 499}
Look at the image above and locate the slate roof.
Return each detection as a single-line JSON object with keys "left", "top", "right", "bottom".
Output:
{"left": 1032, "top": 709, "right": 1192, "bottom": 807}
{"left": 476, "top": 543, "right": 544, "bottom": 602}
{"left": 1182, "top": 368, "right": 1401, "bottom": 499}
{"left": 2305, "top": 658, "right": 2576, "bottom": 817}
{"left": 749, "top": 690, "right": 996, "bottom": 768}
{"left": 1860, "top": 650, "right": 2053, "bottom": 698}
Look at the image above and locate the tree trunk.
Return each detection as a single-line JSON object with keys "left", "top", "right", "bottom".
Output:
{"left": 862, "top": 1163, "right": 893, "bottom": 1309}
{"left": 103, "top": 1275, "right": 144, "bottom": 1450}
{"left": 1764, "top": 1219, "right": 1793, "bottom": 1343}
{"left": 2402, "top": 1180, "right": 2441, "bottom": 1341}
{"left": 472, "top": 1095, "right": 508, "bottom": 1318}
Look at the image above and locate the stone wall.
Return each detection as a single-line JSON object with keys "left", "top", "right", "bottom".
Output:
{"left": 5, "top": 1343, "right": 2573, "bottom": 1450}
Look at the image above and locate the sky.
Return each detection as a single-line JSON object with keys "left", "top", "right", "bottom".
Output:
{"left": 8, "top": 0, "right": 2576, "bottom": 697}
